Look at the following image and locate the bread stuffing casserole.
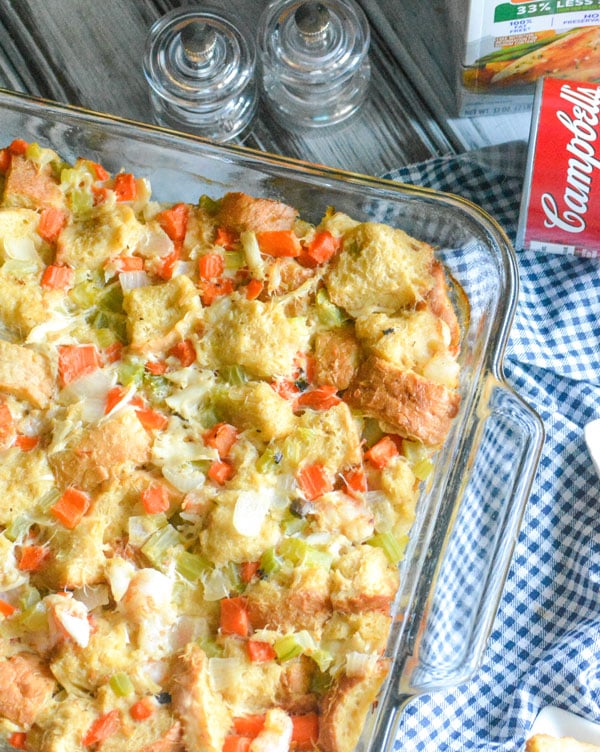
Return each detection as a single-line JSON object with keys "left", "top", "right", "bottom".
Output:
{"left": 0, "top": 138, "right": 462, "bottom": 752}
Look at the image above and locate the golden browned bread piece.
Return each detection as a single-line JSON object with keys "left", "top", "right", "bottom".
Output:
{"left": 318, "top": 659, "right": 390, "bottom": 752}
{"left": 0, "top": 653, "right": 57, "bottom": 727}
{"left": 216, "top": 191, "right": 298, "bottom": 232}
{"left": 344, "top": 354, "right": 461, "bottom": 447}
{"left": 526, "top": 734, "right": 600, "bottom": 751}
{"left": 3, "top": 154, "right": 64, "bottom": 209}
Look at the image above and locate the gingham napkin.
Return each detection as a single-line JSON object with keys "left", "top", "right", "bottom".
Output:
{"left": 383, "top": 142, "right": 600, "bottom": 751}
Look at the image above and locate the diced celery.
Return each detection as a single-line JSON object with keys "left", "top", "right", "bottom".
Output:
{"left": 256, "top": 447, "right": 283, "bottom": 474}
{"left": 141, "top": 524, "right": 181, "bottom": 569}
{"left": 224, "top": 251, "right": 245, "bottom": 270}
{"left": 259, "top": 547, "right": 282, "bottom": 576}
{"left": 274, "top": 630, "right": 314, "bottom": 662}
{"left": 19, "top": 586, "right": 41, "bottom": 611}
{"left": 91, "top": 311, "right": 127, "bottom": 344}
{"left": 18, "top": 601, "right": 48, "bottom": 631}
{"left": 362, "top": 418, "right": 384, "bottom": 449}
{"left": 402, "top": 439, "right": 428, "bottom": 464}
{"left": 176, "top": 551, "right": 211, "bottom": 582}
{"left": 282, "top": 428, "right": 316, "bottom": 467}
{"left": 279, "top": 538, "right": 332, "bottom": 570}
{"left": 280, "top": 514, "right": 306, "bottom": 537}
{"left": 25, "top": 142, "right": 43, "bottom": 162}
{"left": 94, "top": 327, "right": 119, "bottom": 349}
{"left": 143, "top": 373, "right": 170, "bottom": 403}
{"left": 70, "top": 188, "right": 93, "bottom": 215}
{"left": 220, "top": 364, "right": 249, "bottom": 386}
{"left": 69, "top": 278, "right": 100, "bottom": 309}
{"left": 118, "top": 358, "right": 145, "bottom": 387}
{"left": 310, "top": 668, "right": 333, "bottom": 694}
{"left": 310, "top": 648, "right": 333, "bottom": 672}
{"left": 412, "top": 457, "right": 434, "bottom": 481}
{"left": 367, "top": 531, "right": 408, "bottom": 565}
{"left": 316, "top": 288, "right": 347, "bottom": 328}
{"left": 197, "top": 636, "right": 224, "bottom": 658}
{"left": 110, "top": 672, "right": 134, "bottom": 697}
{"left": 2, "top": 259, "right": 38, "bottom": 276}
{"left": 38, "top": 488, "right": 61, "bottom": 513}
{"left": 198, "top": 194, "right": 220, "bottom": 214}
{"left": 98, "top": 284, "right": 124, "bottom": 313}
{"left": 4, "top": 514, "right": 32, "bottom": 543}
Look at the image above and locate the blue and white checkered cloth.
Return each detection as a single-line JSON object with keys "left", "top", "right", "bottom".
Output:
{"left": 384, "top": 142, "right": 600, "bottom": 751}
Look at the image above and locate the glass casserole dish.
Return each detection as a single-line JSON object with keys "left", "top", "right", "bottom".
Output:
{"left": 0, "top": 88, "right": 543, "bottom": 752}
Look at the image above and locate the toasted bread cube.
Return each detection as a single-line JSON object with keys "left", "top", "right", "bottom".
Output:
{"left": 56, "top": 204, "right": 143, "bottom": 269}
{"left": 217, "top": 381, "right": 297, "bottom": 443}
{"left": 0, "top": 653, "right": 57, "bottom": 727}
{"left": 0, "top": 340, "right": 54, "bottom": 408}
{"left": 124, "top": 274, "right": 201, "bottom": 353}
{"left": 94, "top": 710, "right": 181, "bottom": 752}
{"left": 27, "top": 696, "right": 97, "bottom": 752}
{"left": 3, "top": 155, "right": 64, "bottom": 210}
{"left": 345, "top": 355, "right": 460, "bottom": 447}
{"left": 318, "top": 658, "right": 390, "bottom": 752}
{"left": 312, "top": 326, "right": 361, "bottom": 390}
{"left": 49, "top": 409, "right": 151, "bottom": 491}
{"left": 0, "top": 269, "right": 52, "bottom": 337}
{"left": 324, "top": 222, "right": 434, "bottom": 318}
{"left": 207, "top": 297, "right": 309, "bottom": 380}
{"left": 330, "top": 545, "right": 399, "bottom": 614}
{"left": 0, "top": 447, "right": 54, "bottom": 526}
{"left": 170, "top": 643, "right": 232, "bottom": 752}
{"left": 525, "top": 735, "right": 600, "bottom": 752}
{"left": 216, "top": 192, "right": 297, "bottom": 233}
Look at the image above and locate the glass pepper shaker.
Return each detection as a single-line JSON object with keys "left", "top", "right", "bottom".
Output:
{"left": 256, "top": 0, "right": 371, "bottom": 129}
{"left": 143, "top": 7, "right": 257, "bottom": 143}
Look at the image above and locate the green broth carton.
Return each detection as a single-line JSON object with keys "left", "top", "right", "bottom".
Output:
{"left": 452, "top": 0, "right": 600, "bottom": 116}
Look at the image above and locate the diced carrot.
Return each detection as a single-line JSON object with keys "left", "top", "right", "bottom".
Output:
{"left": 154, "top": 247, "right": 180, "bottom": 281}
{"left": 214, "top": 226, "right": 239, "bottom": 250}
{"left": 342, "top": 466, "right": 367, "bottom": 494}
{"left": 245, "top": 278, "right": 263, "bottom": 300}
{"left": 15, "top": 434, "right": 39, "bottom": 452}
{"left": 141, "top": 484, "right": 170, "bottom": 515}
{"left": 256, "top": 230, "right": 302, "bottom": 258}
{"left": 204, "top": 422, "right": 238, "bottom": 459}
{"left": 220, "top": 596, "right": 250, "bottom": 637}
{"left": 129, "top": 697, "right": 156, "bottom": 721}
{"left": 200, "top": 278, "right": 235, "bottom": 306}
{"left": 37, "top": 207, "right": 67, "bottom": 243}
{"left": 233, "top": 715, "right": 266, "bottom": 737}
{"left": 208, "top": 460, "right": 234, "bottom": 485}
{"left": 0, "top": 148, "right": 11, "bottom": 173}
{"left": 51, "top": 487, "right": 91, "bottom": 530}
{"left": 7, "top": 732, "right": 27, "bottom": 750}
{"left": 169, "top": 339, "right": 196, "bottom": 367}
{"left": 270, "top": 378, "right": 300, "bottom": 403}
{"left": 247, "top": 640, "right": 276, "bottom": 663}
{"left": 8, "top": 138, "right": 28, "bottom": 155}
{"left": 0, "top": 401, "right": 14, "bottom": 447}
{"left": 18, "top": 545, "right": 49, "bottom": 572}
{"left": 364, "top": 436, "right": 399, "bottom": 469}
{"left": 135, "top": 406, "right": 169, "bottom": 431}
{"left": 240, "top": 561, "right": 260, "bottom": 583}
{"left": 291, "top": 713, "right": 319, "bottom": 748}
{"left": 82, "top": 709, "right": 121, "bottom": 747}
{"left": 41, "top": 264, "right": 74, "bottom": 290}
{"left": 156, "top": 203, "right": 189, "bottom": 243}
{"left": 0, "top": 598, "right": 17, "bottom": 617}
{"left": 103, "top": 342, "right": 123, "bottom": 365}
{"left": 304, "top": 231, "right": 341, "bottom": 265}
{"left": 198, "top": 252, "right": 225, "bottom": 280}
{"left": 296, "top": 385, "right": 341, "bottom": 410}
{"left": 223, "top": 735, "right": 252, "bottom": 752}
{"left": 58, "top": 344, "right": 99, "bottom": 387}
{"left": 104, "top": 385, "right": 142, "bottom": 415}
{"left": 90, "top": 161, "right": 109, "bottom": 181}
{"left": 114, "top": 255, "right": 144, "bottom": 272}
{"left": 145, "top": 359, "right": 167, "bottom": 375}
{"left": 113, "top": 173, "right": 137, "bottom": 202}
{"left": 296, "top": 463, "right": 333, "bottom": 501}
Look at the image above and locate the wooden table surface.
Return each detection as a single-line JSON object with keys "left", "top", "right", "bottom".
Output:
{"left": 0, "top": 0, "right": 533, "bottom": 177}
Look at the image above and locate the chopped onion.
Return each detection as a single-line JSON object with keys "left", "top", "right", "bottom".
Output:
{"left": 137, "top": 226, "right": 173, "bottom": 258}
{"left": 26, "top": 312, "right": 74, "bottom": 343}
{"left": 345, "top": 651, "right": 378, "bottom": 678}
{"left": 202, "top": 567, "right": 235, "bottom": 602}
{"left": 105, "top": 557, "right": 135, "bottom": 602}
{"left": 73, "top": 584, "right": 110, "bottom": 611}
{"left": 4, "top": 236, "right": 39, "bottom": 262}
{"left": 208, "top": 657, "right": 242, "bottom": 691}
{"left": 240, "top": 230, "right": 265, "bottom": 280}
{"left": 119, "top": 270, "right": 150, "bottom": 291}
{"left": 161, "top": 463, "right": 206, "bottom": 494}
{"left": 233, "top": 489, "right": 273, "bottom": 537}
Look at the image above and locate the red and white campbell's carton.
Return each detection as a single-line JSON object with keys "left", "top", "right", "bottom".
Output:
{"left": 518, "top": 77, "right": 600, "bottom": 258}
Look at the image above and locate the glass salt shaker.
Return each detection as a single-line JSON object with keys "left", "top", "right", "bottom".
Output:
{"left": 257, "top": 0, "right": 371, "bottom": 129}
{"left": 143, "top": 7, "right": 257, "bottom": 143}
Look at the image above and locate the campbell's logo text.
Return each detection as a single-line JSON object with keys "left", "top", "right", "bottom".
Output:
{"left": 541, "top": 83, "right": 600, "bottom": 234}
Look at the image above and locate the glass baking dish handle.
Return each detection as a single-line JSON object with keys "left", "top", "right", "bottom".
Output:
{"left": 392, "top": 375, "right": 544, "bottom": 698}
